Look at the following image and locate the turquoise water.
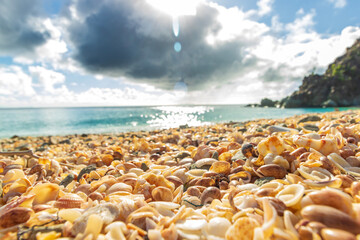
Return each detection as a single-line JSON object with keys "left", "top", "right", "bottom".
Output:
{"left": 0, "top": 105, "right": 350, "bottom": 139}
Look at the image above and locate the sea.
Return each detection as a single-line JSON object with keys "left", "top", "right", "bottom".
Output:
{"left": 0, "top": 105, "right": 355, "bottom": 139}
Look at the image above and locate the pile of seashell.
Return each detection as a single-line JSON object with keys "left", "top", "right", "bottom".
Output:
{"left": 1, "top": 110, "right": 360, "bottom": 239}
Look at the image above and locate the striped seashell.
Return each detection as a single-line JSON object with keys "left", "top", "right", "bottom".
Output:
{"left": 54, "top": 193, "right": 85, "bottom": 209}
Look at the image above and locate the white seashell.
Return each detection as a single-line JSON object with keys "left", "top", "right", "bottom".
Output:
{"left": 276, "top": 184, "right": 305, "bottom": 207}
{"left": 304, "top": 133, "right": 321, "bottom": 140}
{"left": 105, "top": 221, "right": 127, "bottom": 233}
{"left": 148, "top": 201, "right": 180, "bottom": 210}
{"left": 206, "top": 217, "right": 231, "bottom": 238}
{"left": 3, "top": 169, "right": 25, "bottom": 184}
{"left": 328, "top": 153, "right": 351, "bottom": 169}
{"left": 298, "top": 166, "right": 333, "bottom": 181}
{"left": 264, "top": 153, "right": 275, "bottom": 165}
{"left": 148, "top": 229, "right": 164, "bottom": 240}
{"left": 84, "top": 214, "right": 103, "bottom": 238}
{"left": 186, "top": 169, "right": 207, "bottom": 179}
{"left": 177, "top": 229, "right": 201, "bottom": 240}
{"left": 234, "top": 195, "right": 258, "bottom": 210}
{"left": 283, "top": 210, "right": 299, "bottom": 238}
{"left": 129, "top": 168, "right": 144, "bottom": 176}
{"left": 236, "top": 184, "right": 259, "bottom": 191}
{"left": 176, "top": 219, "right": 207, "bottom": 231}
{"left": 59, "top": 209, "right": 82, "bottom": 223}
{"left": 195, "top": 158, "right": 217, "bottom": 168}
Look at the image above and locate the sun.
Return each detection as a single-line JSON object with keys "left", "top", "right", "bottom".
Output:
{"left": 146, "top": 0, "right": 200, "bottom": 17}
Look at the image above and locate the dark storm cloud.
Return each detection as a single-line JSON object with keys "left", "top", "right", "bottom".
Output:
{"left": 68, "top": 0, "right": 254, "bottom": 90}
{"left": 0, "top": 0, "right": 49, "bottom": 55}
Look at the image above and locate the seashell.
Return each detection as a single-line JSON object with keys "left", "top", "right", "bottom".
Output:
{"left": 228, "top": 171, "right": 251, "bottom": 183}
{"left": 3, "top": 164, "right": 22, "bottom": 175}
{"left": 88, "top": 191, "right": 104, "bottom": 201}
{"left": 257, "top": 164, "right": 287, "bottom": 179}
{"left": 233, "top": 195, "right": 258, "bottom": 210}
{"left": 3, "top": 169, "right": 25, "bottom": 184}
{"left": 210, "top": 161, "right": 230, "bottom": 175}
{"left": 241, "top": 143, "right": 256, "bottom": 158}
{"left": 298, "top": 165, "right": 333, "bottom": 181}
{"left": 187, "top": 186, "right": 201, "bottom": 198}
{"left": 225, "top": 217, "right": 259, "bottom": 240}
{"left": 176, "top": 219, "right": 207, "bottom": 232}
{"left": 258, "top": 197, "right": 286, "bottom": 216}
{"left": 267, "top": 125, "right": 296, "bottom": 134}
{"left": 32, "top": 204, "right": 52, "bottom": 212}
{"left": 183, "top": 196, "right": 202, "bottom": 209}
{"left": 283, "top": 210, "right": 299, "bottom": 238}
{"left": 147, "top": 229, "right": 163, "bottom": 240}
{"left": 126, "top": 206, "right": 159, "bottom": 230}
{"left": 276, "top": 184, "right": 304, "bottom": 207}
{"left": 321, "top": 228, "right": 356, "bottom": 240}
{"left": 193, "top": 145, "right": 212, "bottom": 161}
{"left": 29, "top": 183, "right": 60, "bottom": 205}
{"left": 327, "top": 153, "right": 351, "bottom": 172}
{"left": 272, "top": 156, "right": 290, "bottom": 170}
{"left": 194, "top": 158, "right": 217, "bottom": 169}
{"left": 106, "top": 182, "right": 132, "bottom": 195}
{"left": 143, "top": 173, "right": 175, "bottom": 192}
{"left": 206, "top": 217, "right": 231, "bottom": 238}
{"left": 293, "top": 135, "right": 339, "bottom": 156}
{"left": 59, "top": 208, "right": 82, "bottom": 223}
{"left": 152, "top": 186, "right": 173, "bottom": 202}
{"left": 200, "top": 187, "right": 221, "bottom": 205}
{"left": 302, "top": 188, "right": 353, "bottom": 215}
{"left": 166, "top": 176, "right": 183, "bottom": 189}
{"left": 289, "top": 147, "right": 307, "bottom": 159}
{"left": 71, "top": 203, "right": 120, "bottom": 235}
{"left": 257, "top": 136, "right": 285, "bottom": 156}
{"left": 195, "top": 177, "right": 215, "bottom": 187}
{"left": 74, "top": 184, "right": 91, "bottom": 195}
{"left": 0, "top": 207, "right": 33, "bottom": 228}
{"left": 54, "top": 193, "right": 85, "bottom": 209}
{"left": 84, "top": 214, "right": 103, "bottom": 238}
{"left": 303, "top": 179, "right": 342, "bottom": 189}
{"left": 345, "top": 156, "right": 360, "bottom": 167}
{"left": 301, "top": 205, "right": 360, "bottom": 234}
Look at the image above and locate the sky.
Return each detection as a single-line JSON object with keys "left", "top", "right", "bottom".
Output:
{"left": 0, "top": 0, "right": 359, "bottom": 107}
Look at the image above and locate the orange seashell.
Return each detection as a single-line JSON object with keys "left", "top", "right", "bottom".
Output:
{"left": 54, "top": 194, "right": 85, "bottom": 209}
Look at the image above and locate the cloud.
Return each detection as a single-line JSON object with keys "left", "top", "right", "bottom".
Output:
{"left": 257, "top": 0, "right": 274, "bottom": 16}
{"left": 0, "top": 66, "right": 35, "bottom": 96}
{"left": 65, "top": 0, "right": 266, "bottom": 91}
{"left": 0, "top": 0, "right": 48, "bottom": 56}
{"left": 29, "top": 66, "right": 65, "bottom": 93}
{"left": 327, "top": 0, "right": 347, "bottom": 8}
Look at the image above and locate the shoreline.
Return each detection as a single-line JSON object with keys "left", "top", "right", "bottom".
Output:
{"left": 1, "top": 109, "right": 360, "bottom": 239}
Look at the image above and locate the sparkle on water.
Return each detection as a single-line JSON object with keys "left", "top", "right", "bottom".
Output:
{"left": 0, "top": 106, "right": 349, "bottom": 138}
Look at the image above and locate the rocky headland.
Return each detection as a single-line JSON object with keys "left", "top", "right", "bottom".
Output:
{"left": 254, "top": 38, "right": 360, "bottom": 108}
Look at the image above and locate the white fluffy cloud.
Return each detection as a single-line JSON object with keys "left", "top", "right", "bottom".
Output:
{"left": 29, "top": 66, "right": 65, "bottom": 93}
{"left": 0, "top": 66, "right": 35, "bottom": 96}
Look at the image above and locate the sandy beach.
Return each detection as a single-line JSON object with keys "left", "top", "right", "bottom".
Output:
{"left": 1, "top": 110, "right": 360, "bottom": 239}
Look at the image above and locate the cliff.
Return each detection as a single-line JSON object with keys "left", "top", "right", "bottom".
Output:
{"left": 280, "top": 38, "right": 360, "bottom": 108}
